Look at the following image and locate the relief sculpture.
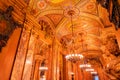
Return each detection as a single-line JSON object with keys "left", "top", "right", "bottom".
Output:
{"left": 0, "top": 6, "right": 21, "bottom": 52}
{"left": 97, "top": 0, "right": 120, "bottom": 29}
{"left": 103, "top": 34, "right": 120, "bottom": 79}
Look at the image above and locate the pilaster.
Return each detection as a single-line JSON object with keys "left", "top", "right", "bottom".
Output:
{"left": 10, "top": 27, "right": 32, "bottom": 80}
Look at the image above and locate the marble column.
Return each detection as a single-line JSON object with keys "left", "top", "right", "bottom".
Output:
{"left": 68, "top": 62, "right": 72, "bottom": 80}
{"left": 56, "top": 46, "right": 61, "bottom": 80}
{"left": 33, "top": 60, "right": 41, "bottom": 80}
{"left": 22, "top": 32, "right": 37, "bottom": 80}
{"left": 73, "top": 63, "right": 80, "bottom": 80}
{"left": 78, "top": 66, "right": 83, "bottom": 80}
{"left": 58, "top": 53, "right": 64, "bottom": 80}
{"left": 47, "top": 46, "right": 52, "bottom": 80}
{"left": 52, "top": 39, "right": 57, "bottom": 80}
{"left": 63, "top": 55, "right": 68, "bottom": 80}
{"left": 51, "top": 39, "right": 58, "bottom": 80}
{"left": 11, "top": 28, "right": 32, "bottom": 80}
{"left": 75, "top": 63, "right": 80, "bottom": 80}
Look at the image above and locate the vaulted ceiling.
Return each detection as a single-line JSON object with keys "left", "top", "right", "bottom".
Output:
{"left": 0, "top": 0, "right": 120, "bottom": 79}
{"left": 24, "top": 0, "right": 120, "bottom": 79}
{"left": 28, "top": 0, "right": 110, "bottom": 55}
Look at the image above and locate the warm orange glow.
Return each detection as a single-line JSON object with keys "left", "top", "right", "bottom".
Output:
{"left": 50, "top": 0, "right": 64, "bottom": 4}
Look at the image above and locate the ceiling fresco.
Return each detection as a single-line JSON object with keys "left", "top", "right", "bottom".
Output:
{"left": 0, "top": 0, "right": 120, "bottom": 79}
{"left": 28, "top": 0, "right": 113, "bottom": 57}
{"left": 26, "top": 0, "right": 120, "bottom": 79}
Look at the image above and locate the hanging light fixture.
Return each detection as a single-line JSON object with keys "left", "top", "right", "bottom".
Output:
{"left": 39, "top": 66, "right": 48, "bottom": 71}
{"left": 91, "top": 71, "right": 97, "bottom": 74}
{"left": 39, "top": 59, "right": 48, "bottom": 71}
{"left": 79, "top": 64, "right": 91, "bottom": 68}
{"left": 64, "top": 7, "right": 83, "bottom": 63}
{"left": 79, "top": 59, "right": 92, "bottom": 69}
{"left": 85, "top": 68, "right": 94, "bottom": 72}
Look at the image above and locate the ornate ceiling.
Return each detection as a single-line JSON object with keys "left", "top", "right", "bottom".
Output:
{"left": 3, "top": 0, "right": 120, "bottom": 77}
{"left": 27, "top": 1, "right": 118, "bottom": 55}
{"left": 0, "top": 0, "right": 120, "bottom": 79}
{"left": 25, "top": 0, "right": 120, "bottom": 79}
{"left": 28, "top": 0, "right": 105, "bottom": 55}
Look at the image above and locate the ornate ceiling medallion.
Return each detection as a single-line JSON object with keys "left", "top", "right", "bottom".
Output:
{"left": 37, "top": 0, "right": 47, "bottom": 9}
{"left": 64, "top": 7, "right": 80, "bottom": 18}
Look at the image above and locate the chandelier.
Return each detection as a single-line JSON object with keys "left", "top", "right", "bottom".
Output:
{"left": 65, "top": 7, "right": 83, "bottom": 63}
{"left": 79, "top": 59, "right": 92, "bottom": 69}
{"left": 39, "top": 59, "right": 48, "bottom": 71}
{"left": 85, "top": 68, "right": 94, "bottom": 72}
{"left": 79, "top": 64, "right": 91, "bottom": 68}
{"left": 39, "top": 66, "right": 48, "bottom": 71}
{"left": 91, "top": 71, "right": 97, "bottom": 74}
